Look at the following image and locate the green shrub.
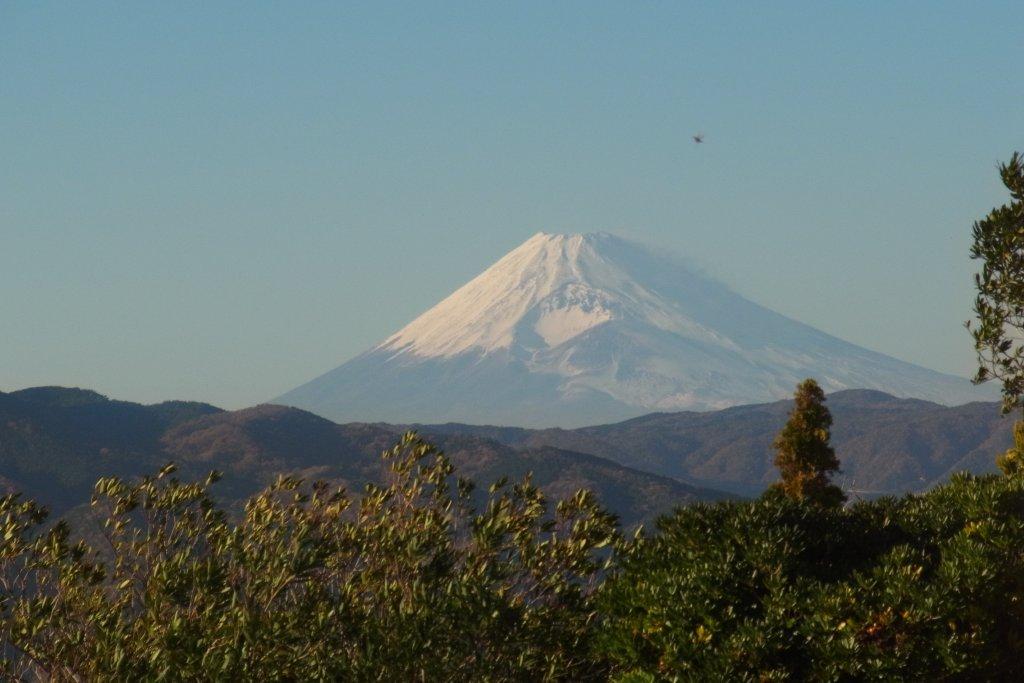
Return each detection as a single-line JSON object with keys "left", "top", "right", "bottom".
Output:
{"left": 0, "top": 432, "right": 618, "bottom": 681}
{"left": 596, "top": 473, "right": 1024, "bottom": 681}
{"left": 6, "top": 432, "right": 1024, "bottom": 680}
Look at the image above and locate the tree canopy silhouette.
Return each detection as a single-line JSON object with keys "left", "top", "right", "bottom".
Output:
{"left": 967, "top": 152, "right": 1024, "bottom": 475}
{"left": 968, "top": 152, "right": 1024, "bottom": 417}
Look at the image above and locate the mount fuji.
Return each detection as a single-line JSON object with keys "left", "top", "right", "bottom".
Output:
{"left": 275, "top": 232, "right": 992, "bottom": 427}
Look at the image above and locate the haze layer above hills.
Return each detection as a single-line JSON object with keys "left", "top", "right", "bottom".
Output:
{"left": 276, "top": 232, "right": 991, "bottom": 427}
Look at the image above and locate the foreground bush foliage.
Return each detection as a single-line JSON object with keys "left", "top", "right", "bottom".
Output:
{"left": 598, "top": 472, "right": 1024, "bottom": 681}
{"left": 0, "top": 433, "right": 618, "bottom": 681}
{"left": 4, "top": 432, "right": 1024, "bottom": 680}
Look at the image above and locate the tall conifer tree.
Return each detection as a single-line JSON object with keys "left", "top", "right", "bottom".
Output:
{"left": 770, "top": 379, "right": 845, "bottom": 507}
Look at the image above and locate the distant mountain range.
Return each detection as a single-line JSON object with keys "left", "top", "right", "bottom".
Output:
{"left": 416, "top": 390, "right": 1012, "bottom": 496}
{"left": 276, "top": 232, "right": 993, "bottom": 427}
{"left": 0, "top": 386, "right": 1014, "bottom": 525}
{"left": 0, "top": 387, "right": 726, "bottom": 525}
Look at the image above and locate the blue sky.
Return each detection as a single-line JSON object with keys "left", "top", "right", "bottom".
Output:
{"left": 2, "top": 2, "right": 1021, "bottom": 408}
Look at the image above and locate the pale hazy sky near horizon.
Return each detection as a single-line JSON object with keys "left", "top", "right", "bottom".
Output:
{"left": 2, "top": 2, "right": 1022, "bottom": 409}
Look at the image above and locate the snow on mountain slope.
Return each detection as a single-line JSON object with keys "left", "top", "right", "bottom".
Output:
{"left": 275, "top": 232, "right": 995, "bottom": 427}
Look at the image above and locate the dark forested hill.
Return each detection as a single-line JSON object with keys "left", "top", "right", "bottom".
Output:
{"left": 2, "top": 386, "right": 1011, "bottom": 521}
{"left": 0, "top": 387, "right": 725, "bottom": 525}
{"left": 0, "top": 387, "right": 222, "bottom": 506}
{"left": 417, "top": 390, "right": 1013, "bottom": 496}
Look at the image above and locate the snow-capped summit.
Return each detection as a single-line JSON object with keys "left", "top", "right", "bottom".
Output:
{"left": 275, "top": 232, "right": 993, "bottom": 427}
{"left": 379, "top": 232, "right": 721, "bottom": 358}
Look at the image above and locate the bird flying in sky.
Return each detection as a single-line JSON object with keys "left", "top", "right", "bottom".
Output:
{"left": 692, "top": 133, "right": 704, "bottom": 144}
